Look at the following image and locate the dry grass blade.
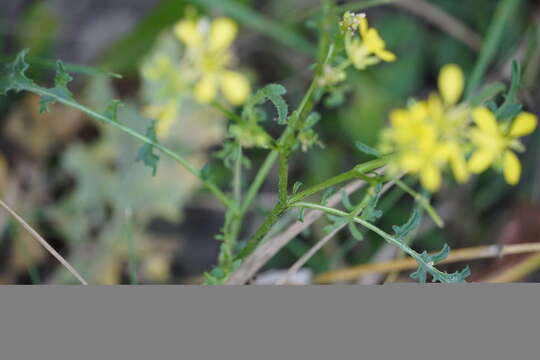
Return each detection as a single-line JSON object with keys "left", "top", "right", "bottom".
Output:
{"left": 0, "top": 199, "right": 88, "bottom": 285}
{"left": 394, "top": 0, "right": 482, "bottom": 51}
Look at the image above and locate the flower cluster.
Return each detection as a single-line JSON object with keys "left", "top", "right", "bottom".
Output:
{"left": 140, "top": 14, "right": 250, "bottom": 138}
{"left": 379, "top": 64, "right": 537, "bottom": 191}
{"left": 342, "top": 12, "right": 396, "bottom": 70}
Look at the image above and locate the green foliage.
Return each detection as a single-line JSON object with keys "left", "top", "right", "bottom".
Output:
{"left": 392, "top": 208, "right": 421, "bottom": 243}
{"left": 39, "top": 61, "right": 74, "bottom": 113}
{"left": 0, "top": 49, "right": 35, "bottom": 95}
{"left": 355, "top": 141, "right": 381, "bottom": 158}
{"left": 410, "top": 245, "right": 471, "bottom": 283}
{"left": 243, "top": 84, "right": 289, "bottom": 125}
{"left": 137, "top": 122, "right": 161, "bottom": 176}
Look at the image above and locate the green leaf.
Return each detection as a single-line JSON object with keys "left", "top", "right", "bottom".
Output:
{"left": 362, "top": 184, "right": 383, "bottom": 222}
{"left": 355, "top": 141, "right": 381, "bottom": 158}
{"left": 340, "top": 190, "right": 353, "bottom": 211}
{"left": 410, "top": 244, "right": 470, "bottom": 283}
{"left": 39, "top": 60, "right": 74, "bottom": 113}
{"left": 304, "top": 112, "right": 321, "bottom": 129}
{"left": 292, "top": 181, "right": 303, "bottom": 195}
{"left": 0, "top": 49, "right": 36, "bottom": 95}
{"left": 136, "top": 121, "right": 160, "bottom": 176}
{"left": 200, "top": 163, "right": 212, "bottom": 181}
{"left": 392, "top": 208, "right": 421, "bottom": 242}
{"left": 297, "top": 207, "right": 306, "bottom": 223}
{"left": 321, "top": 187, "right": 336, "bottom": 206}
{"left": 348, "top": 222, "right": 364, "bottom": 241}
{"left": 496, "top": 60, "right": 522, "bottom": 119}
{"left": 103, "top": 100, "right": 123, "bottom": 124}
{"left": 243, "top": 84, "right": 288, "bottom": 125}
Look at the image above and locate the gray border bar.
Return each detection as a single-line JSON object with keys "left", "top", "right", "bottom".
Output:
{"left": 0, "top": 285, "right": 538, "bottom": 359}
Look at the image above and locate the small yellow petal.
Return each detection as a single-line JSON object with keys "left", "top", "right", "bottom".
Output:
{"left": 174, "top": 20, "right": 202, "bottom": 48}
{"left": 438, "top": 64, "right": 464, "bottom": 106}
{"left": 472, "top": 107, "right": 499, "bottom": 135}
{"left": 468, "top": 149, "right": 496, "bottom": 174}
{"left": 194, "top": 75, "right": 218, "bottom": 104}
{"left": 448, "top": 144, "right": 469, "bottom": 183}
{"left": 509, "top": 112, "right": 538, "bottom": 138}
{"left": 503, "top": 151, "right": 521, "bottom": 185}
{"left": 377, "top": 49, "right": 396, "bottom": 62}
{"left": 420, "top": 165, "right": 442, "bottom": 192}
{"left": 220, "top": 71, "right": 251, "bottom": 105}
{"left": 359, "top": 17, "right": 369, "bottom": 37}
{"left": 209, "top": 17, "right": 238, "bottom": 51}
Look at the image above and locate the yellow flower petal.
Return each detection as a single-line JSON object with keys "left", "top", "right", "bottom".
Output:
{"left": 376, "top": 49, "right": 396, "bottom": 62}
{"left": 420, "top": 165, "right": 442, "bottom": 192}
{"left": 447, "top": 143, "right": 469, "bottom": 183}
{"left": 174, "top": 20, "right": 202, "bottom": 48}
{"left": 194, "top": 75, "right": 218, "bottom": 104}
{"left": 220, "top": 71, "right": 250, "bottom": 105}
{"left": 509, "top": 112, "right": 538, "bottom": 138}
{"left": 503, "top": 151, "right": 521, "bottom": 185}
{"left": 472, "top": 107, "right": 499, "bottom": 135}
{"left": 209, "top": 17, "right": 238, "bottom": 52}
{"left": 468, "top": 149, "right": 496, "bottom": 174}
{"left": 359, "top": 17, "right": 369, "bottom": 37}
{"left": 438, "top": 64, "right": 464, "bottom": 106}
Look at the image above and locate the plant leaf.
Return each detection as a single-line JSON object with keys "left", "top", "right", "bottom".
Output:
{"left": 243, "top": 84, "right": 288, "bottom": 124}
{"left": 39, "top": 60, "right": 74, "bottom": 113}
{"left": 136, "top": 121, "right": 160, "bottom": 176}
{"left": 355, "top": 141, "right": 381, "bottom": 158}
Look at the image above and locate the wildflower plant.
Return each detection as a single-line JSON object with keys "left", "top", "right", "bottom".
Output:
{"left": 1, "top": 0, "right": 537, "bottom": 285}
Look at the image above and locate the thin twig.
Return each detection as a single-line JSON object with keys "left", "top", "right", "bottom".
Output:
{"left": 315, "top": 242, "right": 540, "bottom": 284}
{"left": 0, "top": 199, "right": 88, "bottom": 285}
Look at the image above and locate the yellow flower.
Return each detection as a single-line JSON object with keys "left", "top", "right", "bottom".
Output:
{"left": 174, "top": 17, "right": 250, "bottom": 105}
{"left": 344, "top": 15, "right": 396, "bottom": 70}
{"left": 378, "top": 64, "right": 472, "bottom": 191}
{"left": 381, "top": 102, "right": 449, "bottom": 192}
{"left": 468, "top": 107, "right": 537, "bottom": 185}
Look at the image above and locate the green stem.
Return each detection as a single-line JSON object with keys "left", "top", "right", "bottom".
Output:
{"left": 291, "top": 202, "right": 450, "bottom": 281}
{"left": 338, "top": 0, "right": 397, "bottom": 13}
{"left": 288, "top": 158, "right": 386, "bottom": 204}
{"left": 23, "top": 84, "right": 233, "bottom": 208}
{"left": 278, "top": 152, "right": 289, "bottom": 206}
{"left": 465, "top": 0, "right": 524, "bottom": 99}
{"left": 211, "top": 100, "right": 243, "bottom": 123}
{"left": 394, "top": 179, "right": 444, "bottom": 227}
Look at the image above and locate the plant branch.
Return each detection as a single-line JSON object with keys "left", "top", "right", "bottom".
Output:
{"left": 22, "top": 84, "right": 233, "bottom": 208}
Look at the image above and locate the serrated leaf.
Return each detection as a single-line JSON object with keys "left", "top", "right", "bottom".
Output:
{"left": 103, "top": 99, "right": 123, "bottom": 124}
{"left": 348, "top": 222, "right": 363, "bottom": 241}
{"left": 321, "top": 187, "right": 336, "bottom": 205}
{"left": 392, "top": 208, "right": 421, "bottom": 241}
{"left": 355, "top": 141, "right": 381, "bottom": 158}
{"left": 430, "top": 244, "right": 450, "bottom": 263}
{"left": 0, "top": 49, "right": 36, "bottom": 95}
{"left": 292, "top": 181, "right": 303, "bottom": 195}
{"left": 39, "top": 60, "right": 74, "bottom": 113}
{"left": 136, "top": 121, "right": 160, "bottom": 176}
